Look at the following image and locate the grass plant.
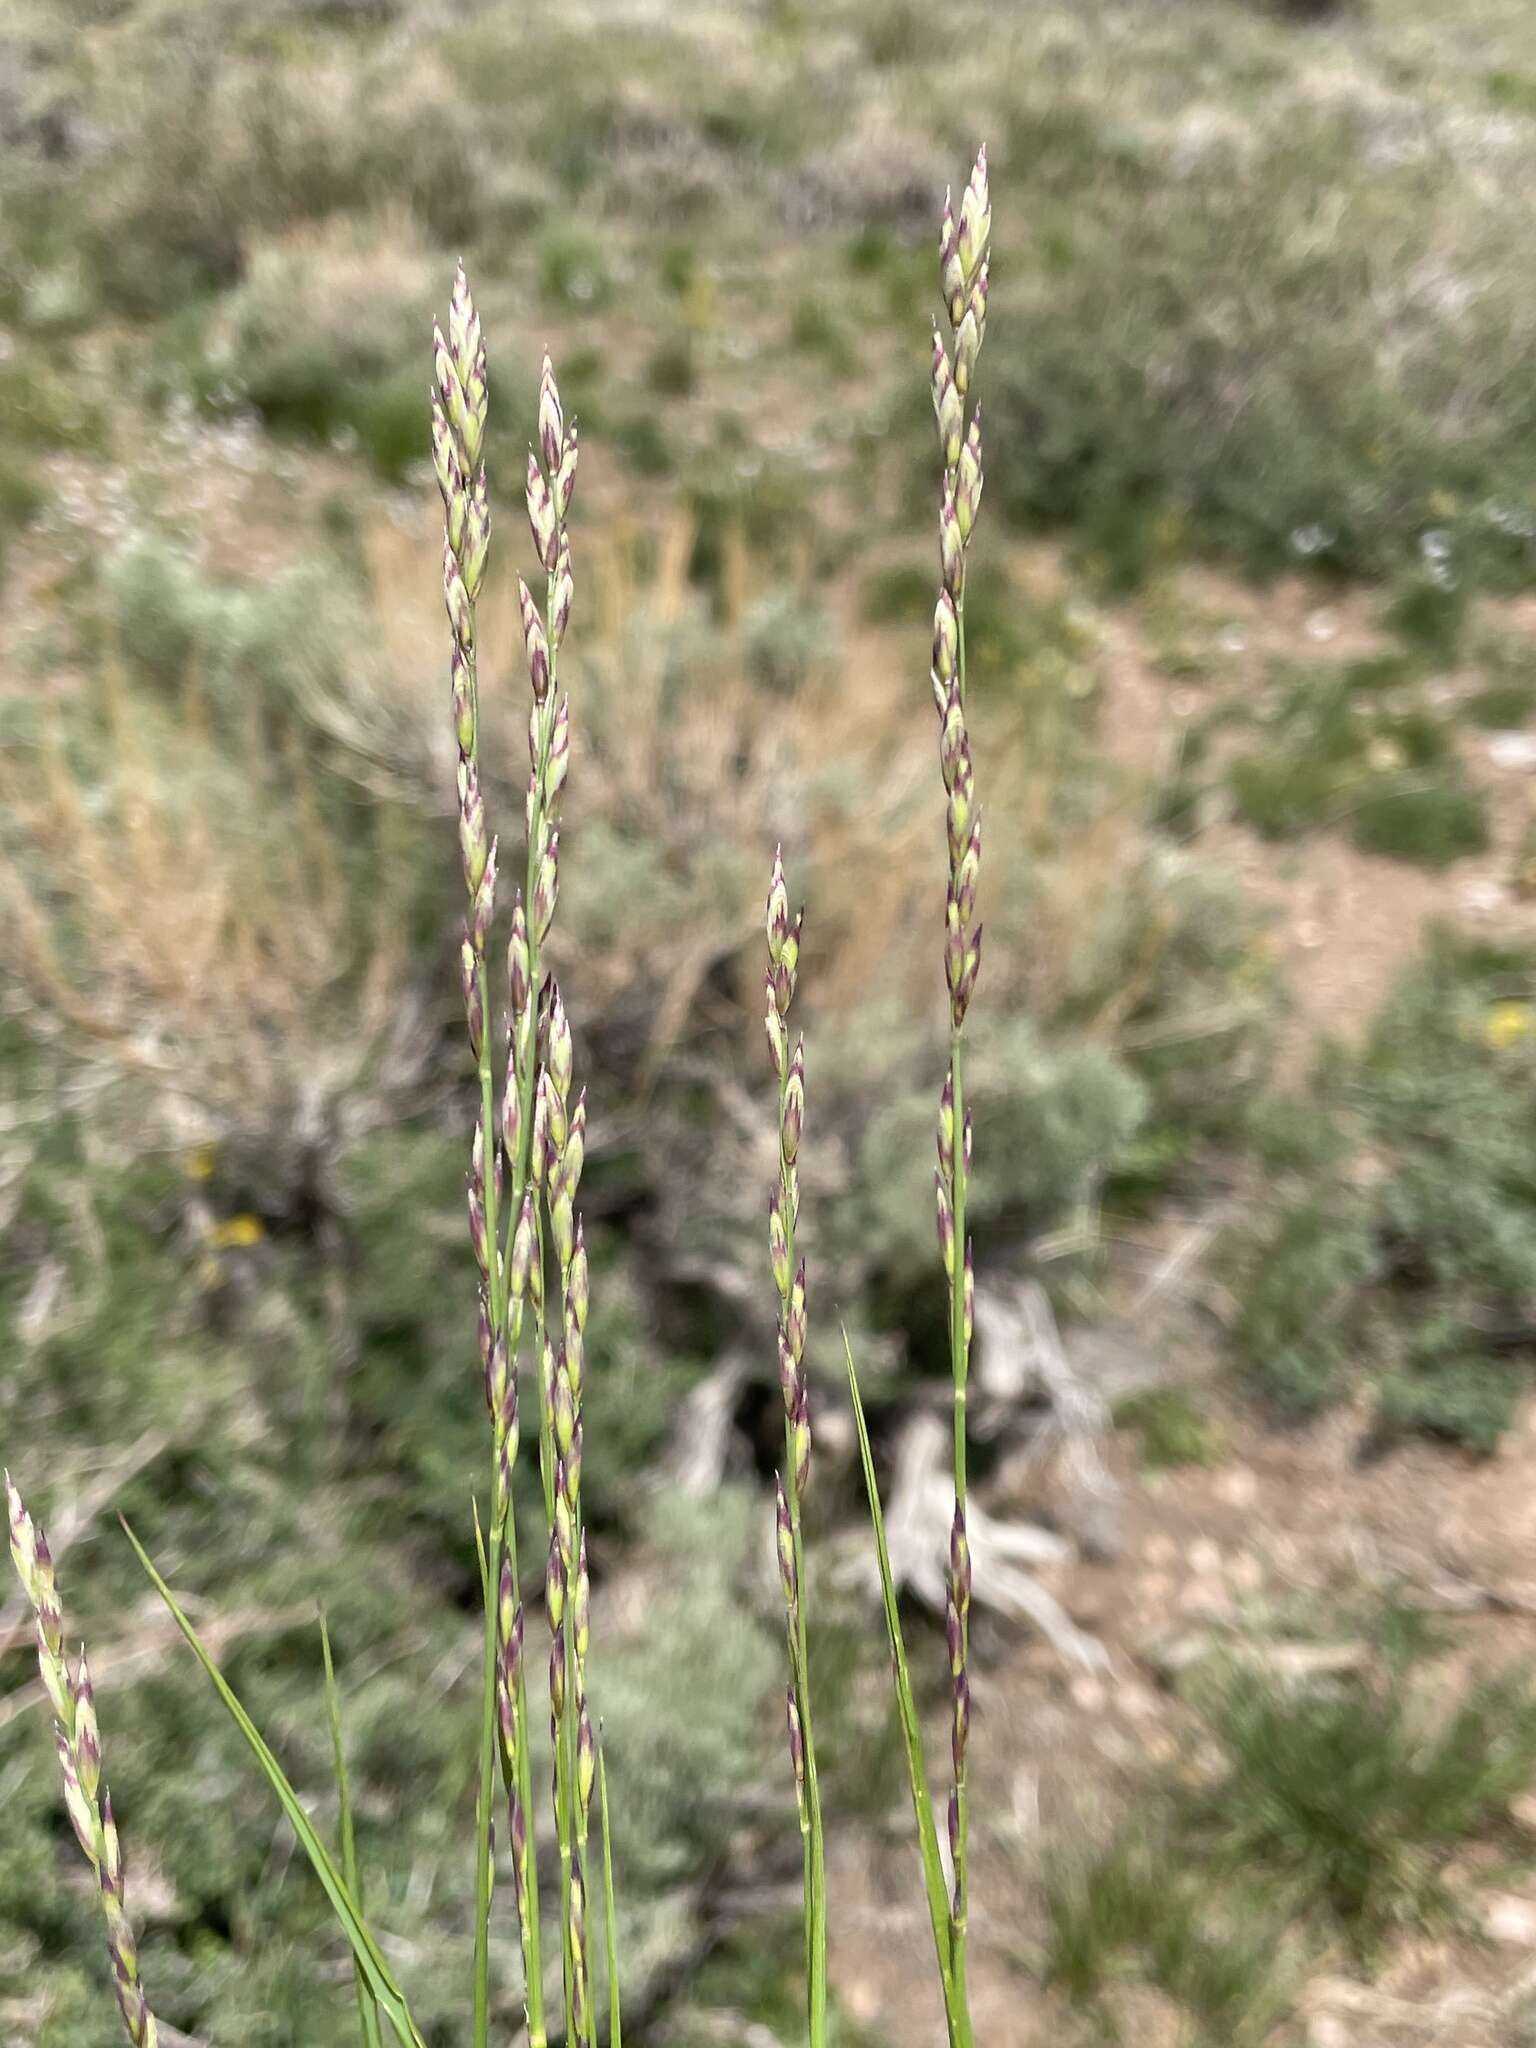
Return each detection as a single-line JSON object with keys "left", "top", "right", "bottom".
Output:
{"left": 4, "top": 151, "right": 999, "bottom": 2048}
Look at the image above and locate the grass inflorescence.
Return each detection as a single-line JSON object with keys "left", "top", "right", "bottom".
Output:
{"left": 5, "top": 144, "right": 1009, "bottom": 2048}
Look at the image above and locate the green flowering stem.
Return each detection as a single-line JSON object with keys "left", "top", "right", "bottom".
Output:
{"left": 507, "top": 353, "right": 600, "bottom": 2048}
{"left": 433, "top": 263, "right": 549, "bottom": 2048}
{"left": 928, "top": 144, "right": 990, "bottom": 2048}
{"left": 471, "top": 1354, "right": 504, "bottom": 2048}
{"left": 945, "top": 590, "right": 973, "bottom": 2021}
{"left": 946, "top": 890, "right": 972, "bottom": 2024}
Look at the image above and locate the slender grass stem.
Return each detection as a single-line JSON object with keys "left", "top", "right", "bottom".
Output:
{"left": 598, "top": 1734, "right": 622, "bottom": 2048}
{"left": 503, "top": 1484, "right": 547, "bottom": 2048}
{"left": 467, "top": 535, "right": 504, "bottom": 2048}
{"left": 947, "top": 593, "right": 971, "bottom": 2026}
{"left": 780, "top": 1192, "right": 828, "bottom": 2048}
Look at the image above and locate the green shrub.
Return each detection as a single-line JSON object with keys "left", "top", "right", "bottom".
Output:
{"left": 1114, "top": 1386, "right": 1223, "bottom": 1470}
{"left": 1465, "top": 677, "right": 1536, "bottom": 730}
{"left": 537, "top": 221, "right": 615, "bottom": 309}
{"left": 645, "top": 334, "right": 698, "bottom": 398}
{"left": 1376, "top": 1351, "right": 1521, "bottom": 1456}
{"left": 848, "top": 1020, "right": 1146, "bottom": 1273}
{"left": 657, "top": 238, "right": 699, "bottom": 297}
{"left": 0, "top": 347, "right": 106, "bottom": 453}
{"left": 1235, "top": 1195, "right": 1381, "bottom": 1415}
{"left": 1347, "top": 778, "right": 1489, "bottom": 867}
{"left": 788, "top": 294, "right": 857, "bottom": 375}
{"left": 1048, "top": 1647, "right": 1536, "bottom": 2038}
{"left": 1225, "top": 659, "right": 1487, "bottom": 864}
{"left": 1235, "top": 932, "right": 1536, "bottom": 1444}
{"left": 186, "top": 231, "right": 441, "bottom": 480}
{"left": 1045, "top": 1829, "right": 1284, "bottom": 2043}
{"left": 103, "top": 531, "right": 352, "bottom": 719}
{"left": 609, "top": 411, "right": 675, "bottom": 477}
{"left": 0, "top": 456, "right": 47, "bottom": 566}
{"left": 985, "top": 101, "right": 1536, "bottom": 586}
{"left": 1383, "top": 556, "right": 1470, "bottom": 666}
{"left": 1189, "top": 1662, "right": 1536, "bottom": 1945}
{"left": 860, "top": 560, "right": 931, "bottom": 625}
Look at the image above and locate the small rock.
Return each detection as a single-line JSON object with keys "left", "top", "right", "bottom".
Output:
{"left": 1489, "top": 732, "right": 1536, "bottom": 771}
{"left": 1181, "top": 1580, "right": 1235, "bottom": 1622}
{"left": 1141, "top": 1629, "right": 1214, "bottom": 1682}
{"left": 1459, "top": 878, "right": 1509, "bottom": 916}
{"left": 1189, "top": 1537, "right": 1223, "bottom": 1578}
{"left": 1307, "top": 2017, "right": 1350, "bottom": 2048}
{"left": 1119, "top": 1681, "right": 1161, "bottom": 1722}
{"left": 1229, "top": 1551, "right": 1264, "bottom": 1595}
{"left": 843, "top": 1980, "right": 882, "bottom": 2025}
{"left": 1266, "top": 1642, "right": 1369, "bottom": 1683}
{"left": 1069, "top": 1674, "right": 1107, "bottom": 1715}
{"left": 1483, "top": 1892, "right": 1536, "bottom": 1945}
{"left": 1094, "top": 1725, "right": 1141, "bottom": 1768}
{"left": 1073, "top": 1500, "right": 1126, "bottom": 1566}
{"left": 1214, "top": 1466, "right": 1258, "bottom": 1508}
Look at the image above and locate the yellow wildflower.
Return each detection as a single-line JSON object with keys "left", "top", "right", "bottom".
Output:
{"left": 1485, "top": 1001, "right": 1533, "bottom": 1051}
{"left": 207, "top": 1215, "right": 265, "bottom": 1251}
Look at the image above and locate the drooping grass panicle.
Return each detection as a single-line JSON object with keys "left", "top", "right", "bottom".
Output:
{"left": 930, "top": 144, "right": 990, "bottom": 2013}
{"left": 6, "top": 1474, "right": 160, "bottom": 2048}
{"left": 764, "top": 847, "right": 828, "bottom": 2045}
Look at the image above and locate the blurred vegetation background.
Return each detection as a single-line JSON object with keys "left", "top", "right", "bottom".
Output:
{"left": 5, "top": 0, "right": 1536, "bottom": 2042}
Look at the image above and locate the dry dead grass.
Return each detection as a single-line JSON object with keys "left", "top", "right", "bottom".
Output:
{"left": 0, "top": 649, "right": 429, "bottom": 1154}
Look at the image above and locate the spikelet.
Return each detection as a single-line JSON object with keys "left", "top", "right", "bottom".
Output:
{"left": 6, "top": 1475, "right": 160, "bottom": 2048}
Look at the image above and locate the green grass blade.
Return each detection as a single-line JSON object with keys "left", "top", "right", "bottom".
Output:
{"left": 842, "top": 1330, "right": 957, "bottom": 2008}
{"left": 320, "top": 1614, "right": 384, "bottom": 2048}
{"left": 597, "top": 1729, "right": 622, "bottom": 2048}
{"left": 122, "top": 1521, "right": 425, "bottom": 2048}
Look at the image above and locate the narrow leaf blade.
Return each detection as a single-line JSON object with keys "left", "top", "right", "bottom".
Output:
{"left": 123, "top": 1522, "right": 424, "bottom": 2048}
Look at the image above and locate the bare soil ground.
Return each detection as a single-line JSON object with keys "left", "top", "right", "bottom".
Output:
{"left": 826, "top": 559, "right": 1536, "bottom": 2047}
